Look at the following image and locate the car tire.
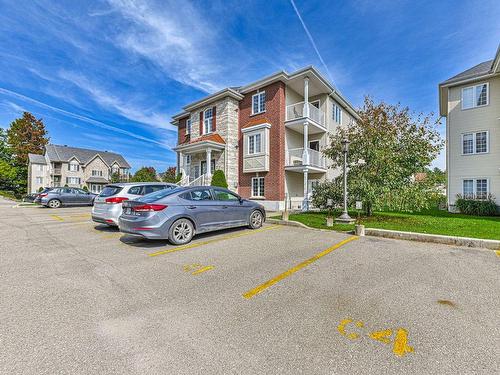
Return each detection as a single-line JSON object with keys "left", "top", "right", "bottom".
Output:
{"left": 48, "top": 199, "right": 61, "bottom": 209}
{"left": 168, "top": 218, "right": 195, "bottom": 245}
{"left": 249, "top": 210, "right": 263, "bottom": 229}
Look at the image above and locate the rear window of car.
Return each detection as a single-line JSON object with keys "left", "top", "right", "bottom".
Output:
{"left": 127, "top": 186, "right": 143, "bottom": 195}
{"left": 140, "top": 186, "right": 181, "bottom": 203}
{"left": 99, "top": 186, "right": 123, "bottom": 197}
{"left": 143, "top": 185, "right": 168, "bottom": 195}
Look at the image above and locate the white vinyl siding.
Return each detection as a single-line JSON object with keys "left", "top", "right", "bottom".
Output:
{"left": 252, "top": 92, "right": 266, "bottom": 115}
{"left": 251, "top": 177, "right": 265, "bottom": 197}
{"left": 462, "top": 131, "right": 488, "bottom": 155}
{"left": 462, "top": 178, "right": 489, "bottom": 200}
{"left": 461, "top": 83, "right": 489, "bottom": 110}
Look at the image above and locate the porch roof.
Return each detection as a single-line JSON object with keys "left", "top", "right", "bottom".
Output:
{"left": 174, "top": 133, "right": 226, "bottom": 152}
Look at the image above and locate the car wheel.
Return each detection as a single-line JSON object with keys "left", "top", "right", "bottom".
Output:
{"left": 169, "top": 218, "right": 194, "bottom": 245}
{"left": 249, "top": 210, "right": 263, "bottom": 229}
{"left": 48, "top": 199, "right": 61, "bottom": 208}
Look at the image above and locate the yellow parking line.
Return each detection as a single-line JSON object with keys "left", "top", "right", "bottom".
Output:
{"left": 192, "top": 266, "right": 214, "bottom": 275}
{"left": 50, "top": 215, "right": 64, "bottom": 221}
{"left": 148, "top": 225, "right": 281, "bottom": 257}
{"left": 243, "top": 235, "right": 358, "bottom": 299}
{"left": 495, "top": 250, "right": 500, "bottom": 257}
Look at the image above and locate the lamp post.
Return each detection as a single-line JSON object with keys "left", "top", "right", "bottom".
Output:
{"left": 336, "top": 138, "right": 355, "bottom": 224}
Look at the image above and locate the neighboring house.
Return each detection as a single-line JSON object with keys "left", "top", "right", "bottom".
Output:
{"left": 27, "top": 144, "right": 131, "bottom": 194}
{"left": 172, "top": 66, "right": 360, "bottom": 211}
{"left": 439, "top": 45, "right": 500, "bottom": 211}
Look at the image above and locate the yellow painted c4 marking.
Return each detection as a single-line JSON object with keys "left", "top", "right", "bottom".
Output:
{"left": 148, "top": 225, "right": 281, "bottom": 257}
{"left": 243, "top": 235, "right": 358, "bottom": 299}
{"left": 50, "top": 215, "right": 64, "bottom": 221}
{"left": 338, "top": 319, "right": 364, "bottom": 340}
{"left": 393, "top": 328, "right": 414, "bottom": 357}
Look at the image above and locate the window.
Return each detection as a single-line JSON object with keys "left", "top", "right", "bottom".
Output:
{"left": 91, "top": 170, "right": 103, "bottom": 177}
{"left": 463, "top": 178, "right": 488, "bottom": 200}
{"left": 309, "top": 140, "right": 320, "bottom": 151}
{"left": 252, "top": 91, "right": 266, "bottom": 115}
{"left": 332, "top": 104, "right": 342, "bottom": 124}
{"left": 462, "top": 131, "right": 488, "bottom": 154}
{"left": 184, "top": 188, "right": 212, "bottom": 201}
{"left": 143, "top": 185, "right": 168, "bottom": 195}
{"left": 251, "top": 177, "right": 265, "bottom": 197}
{"left": 248, "top": 133, "right": 262, "bottom": 154}
{"left": 68, "top": 162, "right": 79, "bottom": 172}
{"left": 203, "top": 108, "right": 213, "bottom": 134}
{"left": 186, "top": 118, "right": 192, "bottom": 135}
{"left": 35, "top": 177, "right": 43, "bottom": 184}
{"left": 186, "top": 155, "right": 192, "bottom": 165}
{"left": 66, "top": 177, "right": 81, "bottom": 184}
{"left": 37, "top": 164, "right": 44, "bottom": 171}
{"left": 214, "top": 189, "right": 240, "bottom": 201}
{"left": 462, "top": 83, "right": 489, "bottom": 109}
{"left": 127, "top": 186, "right": 143, "bottom": 195}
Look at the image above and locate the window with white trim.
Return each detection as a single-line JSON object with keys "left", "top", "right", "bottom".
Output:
{"left": 66, "top": 177, "right": 81, "bottom": 185}
{"left": 461, "top": 83, "right": 489, "bottom": 110}
{"left": 462, "top": 131, "right": 488, "bottom": 154}
{"left": 203, "top": 109, "right": 213, "bottom": 134}
{"left": 252, "top": 92, "right": 266, "bottom": 115}
{"left": 37, "top": 164, "right": 44, "bottom": 171}
{"left": 92, "top": 170, "right": 103, "bottom": 177}
{"left": 185, "top": 155, "right": 191, "bottom": 165}
{"left": 463, "top": 178, "right": 488, "bottom": 200}
{"left": 332, "top": 104, "right": 342, "bottom": 124}
{"left": 68, "top": 162, "right": 79, "bottom": 171}
{"left": 186, "top": 118, "right": 191, "bottom": 135}
{"left": 251, "top": 176, "right": 265, "bottom": 197}
{"left": 35, "top": 177, "right": 43, "bottom": 184}
{"left": 248, "top": 133, "right": 262, "bottom": 155}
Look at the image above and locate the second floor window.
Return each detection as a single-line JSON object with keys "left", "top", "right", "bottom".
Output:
{"left": 252, "top": 92, "right": 266, "bottom": 114}
{"left": 36, "top": 177, "right": 43, "bottom": 184}
{"left": 248, "top": 133, "right": 262, "bottom": 154}
{"left": 186, "top": 118, "right": 191, "bottom": 135}
{"left": 68, "top": 162, "right": 79, "bottom": 172}
{"left": 462, "top": 131, "right": 488, "bottom": 154}
{"left": 332, "top": 104, "right": 342, "bottom": 124}
{"left": 92, "top": 170, "right": 103, "bottom": 177}
{"left": 462, "top": 83, "right": 488, "bottom": 110}
{"left": 203, "top": 109, "right": 213, "bottom": 134}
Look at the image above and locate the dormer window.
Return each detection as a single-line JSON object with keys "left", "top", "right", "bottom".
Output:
{"left": 252, "top": 91, "right": 266, "bottom": 115}
{"left": 462, "top": 83, "right": 488, "bottom": 110}
{"left": 203, "top": 109, "right": 213, "bottom": 134}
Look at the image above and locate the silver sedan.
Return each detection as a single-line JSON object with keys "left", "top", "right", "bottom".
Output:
{"left": 118, "top": 186, "right": 265, "bottom": 245}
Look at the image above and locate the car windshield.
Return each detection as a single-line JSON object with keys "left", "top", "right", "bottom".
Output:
{"left": 140, "top": 186, "right": 180, "bottom": 203}
{"left": 99, "top": 186, "right": 123, "bottom": 197}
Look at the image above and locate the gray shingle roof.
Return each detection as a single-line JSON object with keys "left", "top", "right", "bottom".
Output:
{"left": 28, "top": 153, "right": 47, "bottom": 164}
{"left": 45, "top": 144, "right": 131, "bottom": 168}
{"left": 441, "top": 60, "right": 494, "bottom": 85}
{"left": 86, "top": 176, "right": 109, "bottom": 184}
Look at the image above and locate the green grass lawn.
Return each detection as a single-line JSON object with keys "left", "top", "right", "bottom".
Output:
{"left": 272, "top": 209, "right": 500, "bottom": 240}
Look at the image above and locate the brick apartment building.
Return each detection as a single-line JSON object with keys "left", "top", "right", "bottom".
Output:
{"left": 172, "top": 67, "right": 359, "bottom": 211}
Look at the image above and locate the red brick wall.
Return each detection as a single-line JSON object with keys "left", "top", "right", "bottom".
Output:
{"left": 238, "top": 81, "right": 286, "bottom": 201}
{"left": 177, "top": 117, "right": 188, "bottom": 144}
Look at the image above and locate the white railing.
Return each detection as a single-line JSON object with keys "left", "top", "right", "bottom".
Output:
{"left": 285, "top": 102, "right": 325, "bottom": 126}
{"left": 285, "top": 148, "right": 326, "bottom": 169}
{"left": 187, "top": 173, "right": 211, "bottom": 187}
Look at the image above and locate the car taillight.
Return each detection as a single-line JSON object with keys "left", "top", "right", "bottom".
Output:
{"left": 39, "top": 193, "right": 48, "bottom": 198}
{"left": 132, "top": 204, "right": 167, "bottom": 212}
{"left": 105, "top": 197, "right": 129, "bottom": 204}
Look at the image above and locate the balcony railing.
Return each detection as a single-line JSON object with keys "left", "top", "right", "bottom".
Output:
{"left": 285, "top": 102, "right": 325, "bottom": 126}
{"left": 285, "top": 148, "right": 326, "bottom": 169}
{"left": 51, "top": 168, "right": 62, "bottom": 175}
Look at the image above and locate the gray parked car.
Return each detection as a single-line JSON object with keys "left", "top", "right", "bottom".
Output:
{"left": 40, "top": 187, "right": 96, "bottom": 208}
{"left": 92, "top": 182, "right": 177, "bottom": 226}
{"left": 118, "top": 186, "right": 265, "bottom": 244}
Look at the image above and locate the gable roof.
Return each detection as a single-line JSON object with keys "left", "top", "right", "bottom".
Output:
{"left": 45, "top": 144, "right": 131, "bottom": 168}
{"left": 438, "top": 44, "right": 500, "bottom": 116}
{"left": 28, "top": 153, "right": 46, "bottom": 164}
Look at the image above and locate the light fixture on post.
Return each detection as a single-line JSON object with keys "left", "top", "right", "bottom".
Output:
{"left": 336, "top": 138, "right": 355, "bottom": 224}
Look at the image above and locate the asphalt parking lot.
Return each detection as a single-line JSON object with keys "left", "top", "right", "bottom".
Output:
{"left": 1, "top": 198, "right": 499, "bottom": 374}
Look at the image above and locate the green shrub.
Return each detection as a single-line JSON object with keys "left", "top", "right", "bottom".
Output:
{"left": 455, "top": 194, "right": 497, "bottom": 216}
{"left": 38, "top": 186, "right": 44, "bottom": 192}
{"left": 311, "top": 180, "right": 343, "bottom": 209}
{"left": 82, "top": 185, "right": 88, "bottom": 191}
{"left": 210, "top": 170, "right": 228, "bottom": 188}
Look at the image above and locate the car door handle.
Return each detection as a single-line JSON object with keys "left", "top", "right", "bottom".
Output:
{"left": 187, "top": 206, "right": 197, "bottom": 209}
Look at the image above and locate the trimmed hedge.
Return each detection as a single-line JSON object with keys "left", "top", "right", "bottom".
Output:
{"left": 210, "top": 170, "right": 228, "bottom": 188}
{"left": 455, "top": 194, "right": 497, "bottom": 216}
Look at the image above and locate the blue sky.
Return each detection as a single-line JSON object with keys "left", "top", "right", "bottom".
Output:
{"left": 0, "top": 0, "right": 499, "bottom": 171}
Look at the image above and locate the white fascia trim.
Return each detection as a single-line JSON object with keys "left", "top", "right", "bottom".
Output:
{"left": 241, "top": 123, "right": 271, "bottom": 133}
{"left": 439, "top": 72, "right": 498, "bottom": 89}
{"left": 173, "top": 140, "right": 225, "bottom": 152}
{"left": 84, "top": 154, "right": 110, "bottom": 168}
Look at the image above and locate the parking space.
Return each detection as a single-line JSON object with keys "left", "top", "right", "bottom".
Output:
{"left": 1, "top": 198, "right": 499, "bottom": 374}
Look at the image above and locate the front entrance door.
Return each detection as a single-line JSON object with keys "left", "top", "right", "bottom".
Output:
{"left": 201, "top": 159, "right": 216, "bottom": 175}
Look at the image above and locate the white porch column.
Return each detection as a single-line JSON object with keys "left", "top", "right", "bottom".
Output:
{"left": 302, "top": 168, "right": 309, "bottom": 211}
{"left": 206, "top": 148, "right": 212, "bottom": 176}
{"left": 178, "top": 151, "right": 185, "bottom": 177}
{"left": 303, "top": 76, "right": 310, "bottom": 117}
{"left": 302, "top": 121, "right": 309, "bottom": 165}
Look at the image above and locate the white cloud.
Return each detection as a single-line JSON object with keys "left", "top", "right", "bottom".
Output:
{"left": 104, "top": 0, "right": 224, "bottom": 93}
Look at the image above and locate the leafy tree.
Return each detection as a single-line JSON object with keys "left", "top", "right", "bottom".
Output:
{"left": 0, "top": 159, "right": 17, "bottom": 189}
{"left": 161, "top": 166, "right": 181, "bottom": 183}
{"left": 0, "top": 128, "right": 12, "bottom": 162}
{"left": 38, "top": 186, "right": 44, "bottom": 192}
{"left": 323, "top": 97, "right": 443, "bottom": 215}
{"left": 110, "top": 172, "right": 121, "bottom": 183}
{"left": 131, "top": 166, "right": 158, "bottom": 182}
{"left": 311, "top": 179, "right": 344, "bottom": 209}
{"left": 210, "top": 170, "right": 228, "bottom": 188}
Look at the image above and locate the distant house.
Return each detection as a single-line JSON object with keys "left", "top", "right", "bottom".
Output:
{"left": 28, "top": 144, "right": 131, "bottom": 193}
{"left": 438, "top": 44, "right": 500, "bottom": 211}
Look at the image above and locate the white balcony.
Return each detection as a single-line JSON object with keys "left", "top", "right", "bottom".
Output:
{"left": 285, "top": 102, "right": 327, "bottom": 134}
{"left": 285, "top": 148, "right": 327, "bottom": 172}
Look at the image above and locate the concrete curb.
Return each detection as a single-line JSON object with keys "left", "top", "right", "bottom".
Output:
{"left": 268, "top": 218, "right": 500, "bottom": 251}
{"left": 365, "top": 228, "right": 500, "bottom": 251}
